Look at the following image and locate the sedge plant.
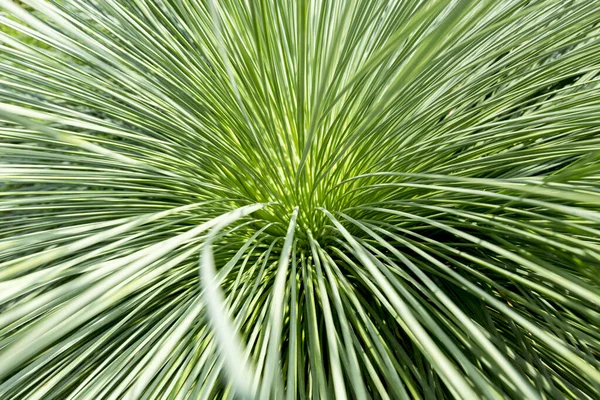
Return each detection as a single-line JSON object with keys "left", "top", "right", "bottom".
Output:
{"left": 1, "top": 0, "right": 600, "bottom": 399}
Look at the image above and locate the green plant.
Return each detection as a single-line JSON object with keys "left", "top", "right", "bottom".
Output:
{"left": 1, "top": 0, "right": 600, "bottom": 398}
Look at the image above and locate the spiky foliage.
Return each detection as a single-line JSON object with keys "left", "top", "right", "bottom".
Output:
{"left": 1, "top": 0, "right": 600, "bottom": 398}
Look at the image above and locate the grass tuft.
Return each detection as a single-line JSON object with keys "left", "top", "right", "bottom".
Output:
{"left": 1, "top": 0, "right": 600, "bottom": 398}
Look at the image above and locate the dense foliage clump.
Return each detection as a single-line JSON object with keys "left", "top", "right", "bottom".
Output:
{"left": 1, "top": 0, "right": 600, "bottom": 399}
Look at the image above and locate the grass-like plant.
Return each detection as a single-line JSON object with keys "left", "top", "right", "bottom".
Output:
{"left": 1, "top": 0, "right": 600, "bottom": 398}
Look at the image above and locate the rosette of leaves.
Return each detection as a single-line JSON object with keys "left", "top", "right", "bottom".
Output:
{"left": 1, "top": 0, "right": 600, "bottom": 399}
